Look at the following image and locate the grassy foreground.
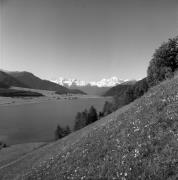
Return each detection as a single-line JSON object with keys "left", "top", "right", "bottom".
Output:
{"left": 0, "top": 77, "right": 178, "bottom": 180}
{"left": 0, "top": 143, "right": 46, "bottom": 168}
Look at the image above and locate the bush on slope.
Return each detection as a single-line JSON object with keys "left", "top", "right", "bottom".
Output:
{"left": 147, "top": 36, "right": 178, "bottom": 87}
{"left": 23, "top": 78, "right": 178, "bottom": 179}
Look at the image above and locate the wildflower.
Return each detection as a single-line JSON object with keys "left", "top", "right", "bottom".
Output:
{"left": 134, "top": 149, "right": 140, "bottom": 157}
{"left": 134, "top": 128, "right": 140, "bottom": 132}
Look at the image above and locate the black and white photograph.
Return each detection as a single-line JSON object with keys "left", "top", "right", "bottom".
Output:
{"left": 0, "top": 0, "right": 178, "bottom": 179}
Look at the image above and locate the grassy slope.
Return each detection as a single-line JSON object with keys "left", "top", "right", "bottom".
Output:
{"left": 0, "top": 143, "right": 46, "bottom": 168}
{"left": 0, "top": 77, "right": 178, "bottom": 180}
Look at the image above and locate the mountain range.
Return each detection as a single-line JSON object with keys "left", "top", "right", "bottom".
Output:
{"left": 51, "top": 77, "right": 136, "bottom": 95}
{"left": 0, "top": 70, "right": 136, "bottom": 96}
{"left": 51, "top": 76, "right": 129, "bottom": 87}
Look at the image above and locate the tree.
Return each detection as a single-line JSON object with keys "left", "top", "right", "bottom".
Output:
{"left": 81, "top": 109, "right": 88, "bottom": 125}
{"left": 0, "top": 141, "right": 7, "bottom": 149}
{"left": 63, "top": 125, "right": 71, "bottom": 136}
{"left": 55, "top": 125, "right": 64, "bottom": 140}
{"left": 73, "top": 107, "right": 98, "bottom": 131}
{"left": 132, "top": 78, "right": 149, "bottom": 99}
{"left": 74, "top": 112, "right": 82, "bottom": 131}
{"left": 102, "top": 101, "right": 115, "bottom": 116}
{"left": 113, "top": 86, "right": 134, "bottom": 109}
{"left": 87, "top": 106, "right": 98, "bottom": 125}
{"left": 147, "top": 36, "right": 178, "bottom": 87}
{"left": 55, "top": 124, "right": 71, "bottom": 140}
{"left": 98, "top": 111, "right": 104, "bottom": 119}
{"left": 74, "top": 110, "right": 88, "bottom": 131}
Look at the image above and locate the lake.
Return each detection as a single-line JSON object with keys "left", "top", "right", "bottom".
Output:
{"left": 0, "top": 97, "right": 110, "bottom": 145}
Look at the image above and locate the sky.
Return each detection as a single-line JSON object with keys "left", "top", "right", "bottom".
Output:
{"left": 0, "top": 0, "right": 178, "bottom": 82}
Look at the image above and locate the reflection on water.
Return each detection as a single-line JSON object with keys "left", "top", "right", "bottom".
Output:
{"left": 0, "top": 97, "right": 110, "bottom": 145}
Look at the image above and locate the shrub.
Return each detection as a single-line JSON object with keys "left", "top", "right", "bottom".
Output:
{"left": 74, "top": 111, "right": 88, "bottom": 131}
{"left": 0, "top": 141, "right": 7, "bottom": 150}
{"left": 74, "top": 106, "right": 98, "bottom": 131}
{"left": 87, "top": 106, "right": 98, "bottom": 125}
{"left": 147, "top": 36, "right": 178, "bottom": 87}
{"left": 132, "top": 78, "right": 149, "bottom": 99}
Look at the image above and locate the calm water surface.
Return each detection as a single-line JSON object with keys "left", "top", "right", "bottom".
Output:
{"left": 0, "top": 97, "right": 110, "bottom": 145}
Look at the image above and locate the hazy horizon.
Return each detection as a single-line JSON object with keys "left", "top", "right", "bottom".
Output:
{"left": 0, "top": 0, "right": 178, "bottom": 81}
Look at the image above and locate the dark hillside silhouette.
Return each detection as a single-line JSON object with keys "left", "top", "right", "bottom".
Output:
{"left": 104, "top": 84, "right": 132, "bottom": 97}
{"left": 0, "top": 71, "right": 28, "bottom": 88}
{"left": 9, "top": 71, "right": 69, "bottom": 92}
{"left": 104, "top": 78, "right": 149, "bottom": 110}
{"left": 8, "top": 71, "right": 86, "bottom": 94}
{"left": 0, "top": 82, "right": 9, "bottom": 89}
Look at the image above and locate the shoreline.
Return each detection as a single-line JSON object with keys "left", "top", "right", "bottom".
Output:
{"left": 0, "top": 94, "right": 111, "bottom": 107}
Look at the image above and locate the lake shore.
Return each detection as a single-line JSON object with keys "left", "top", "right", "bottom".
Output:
{"left": 0, "top": 87, "right": 109, "bottom": 107}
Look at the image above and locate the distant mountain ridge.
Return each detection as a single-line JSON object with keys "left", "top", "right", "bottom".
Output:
{"left": 51, "top": 76, "right": 130, "bottom": 87}
{"left": 0, "top": 71, "right": 29, "bottom": 88}
{"left": 69, "top": 85, "right": 111, "bottom": 96}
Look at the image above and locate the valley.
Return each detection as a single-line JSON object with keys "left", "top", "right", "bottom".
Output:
{"left": 0, "top": 1, "right": 177, "bottom": 178}
{"left": 0, "top": 75, "right": 177, "bottom": 180}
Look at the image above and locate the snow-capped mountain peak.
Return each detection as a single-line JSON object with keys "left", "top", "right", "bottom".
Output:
{"left": 51, "top": 77, "right": 87, "bottom": 87}
{"left": 51, "top": 77, "right": 128, "bottom": 87}
{"left": 90, "top": 76, "right": 124, "bottom": 87}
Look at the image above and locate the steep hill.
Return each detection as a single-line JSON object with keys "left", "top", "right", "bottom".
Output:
{"left": 103, "top": 78, "right": 148, "bottom": 102}
{"left": 0, "top": 77, "right": 178, "bottom": 179}
{"left": 103, "top": 80, "right": 137, "bottom": 97}
{"left": 103, "top": 84, "right": 132, "bottom": 97}
{"left": 8, "top": 71, "right": 86, "bottom": 95}
{"left": 9, "top": 71, "right": 69, "bottom": 92}
{"left": 0, "top": 71, "right": 28, "bottom": 88}
{"left": 0, "top": 82, "right": 9, "bottom": 89}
